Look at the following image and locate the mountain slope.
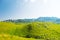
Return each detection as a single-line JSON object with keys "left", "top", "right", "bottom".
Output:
{"left": 4, "top": 17, "right": 60, "bottom": 23}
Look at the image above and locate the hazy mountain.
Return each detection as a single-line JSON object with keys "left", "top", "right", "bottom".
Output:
{"left": 36, "top": 17, "right": 57, "bottom": 22}
{"left": 4, "top": 17, "right": 60, "bottom": 23}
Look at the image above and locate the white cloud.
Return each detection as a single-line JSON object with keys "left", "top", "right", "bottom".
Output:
{"left": 30, "top": 0, "right": 36, "bottom": 2}
{"left": 44, "top": 0, "right": 48, "bottom": 4}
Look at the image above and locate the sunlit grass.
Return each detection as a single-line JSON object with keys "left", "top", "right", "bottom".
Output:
{"left": 0, "top": 22, "right": 60, "bottom": 40}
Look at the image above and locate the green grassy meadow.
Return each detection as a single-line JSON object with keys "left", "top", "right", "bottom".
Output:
{"left": 0, "top": 22, "right": 60, "bottom": 40}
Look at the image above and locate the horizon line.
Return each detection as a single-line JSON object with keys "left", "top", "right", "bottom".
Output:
{"left": 0, "top": 16, "right": 59, "bottom": 21}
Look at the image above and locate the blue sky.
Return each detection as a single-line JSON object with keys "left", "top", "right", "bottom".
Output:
{"left": 0, "top": 0, "right": 60, "bottom": 20}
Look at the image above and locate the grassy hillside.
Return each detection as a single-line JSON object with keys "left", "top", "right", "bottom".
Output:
{"left": 0, "top": 34, "right": 36, "bottom": 40}
{"left": 0, "top": 22, "right": 60, "bottom": 40}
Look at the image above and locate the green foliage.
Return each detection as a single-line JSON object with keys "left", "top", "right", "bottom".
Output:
{"left": 0, "top": 34, "right": 36, "bottom": 40}
{"left": 0, "top": 22, "right": 60, "bottom": 40}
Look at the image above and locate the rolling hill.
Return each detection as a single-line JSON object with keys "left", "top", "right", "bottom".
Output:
{"left": 0, "top": 21, "right": 60, "bottom": 40}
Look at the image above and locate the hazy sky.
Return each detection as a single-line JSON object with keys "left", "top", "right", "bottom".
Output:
{"left": 0, "top": 0, "right": 60, "bottom": 20}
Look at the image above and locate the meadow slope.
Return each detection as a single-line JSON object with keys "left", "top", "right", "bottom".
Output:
{"left": 0, "top": 22, "right": 60, "bottom": 40}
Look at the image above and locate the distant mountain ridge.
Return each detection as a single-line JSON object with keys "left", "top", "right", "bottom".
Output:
{"left": 4, "top": 17, "right": 60, "bottom": 23}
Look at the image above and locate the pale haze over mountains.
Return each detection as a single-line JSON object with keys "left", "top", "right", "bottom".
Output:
{"left": 0, "top": 0, "right": 60, "bottom": 20}
{"left": 4, "top": 17, "right": 60, "bottom": 23}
